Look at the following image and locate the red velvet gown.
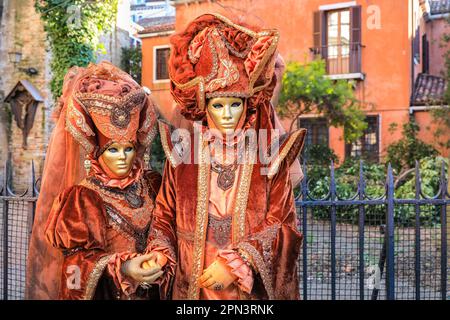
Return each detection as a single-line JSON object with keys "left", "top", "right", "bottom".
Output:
{"left": 45, "top": 168, "right": 161, "bottom": 300}
{"left": 147, "top": 123, "right": 306, "bottom": 300}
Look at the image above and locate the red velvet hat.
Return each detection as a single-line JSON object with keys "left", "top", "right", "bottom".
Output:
{"left": 65, "top": 61, "right": 157, "bottom": 157}
{"left": 168, "top": 13, "right": 279, "bottom": 124}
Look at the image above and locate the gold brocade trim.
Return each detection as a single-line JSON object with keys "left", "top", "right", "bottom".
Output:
{"left": 210, "top": 13, "right": 258, "bottom": 38}
{"left": 68, "top": 98, "right": 95, "bottom": 136}
{"left": 232, "top": 140, "right": 256, "bottom": 245}
{"left": 148, "top": 229, "right": 176, "bottom": 261}
{"left": 83, "top": 254, "right": 111, "bottom": 300}
{"left": 158, "top": 121, "right": 180, "bottom": 168}
{"left": 267, "top": 129, "right": 306, "bottom": 179}
{"left": 74, "top": 89, "right": 146, "bottom": 109}
{"left": 237, "top": 242, "right": 274, "bottom": 300}
{"left": 237, "top": 248, "right": 256, "bottom": 271}
{"left": 65, "top": 116, "right": 95, "bottom": 153}
{"left": 187, "top": 133, "right": 210, "bottom": 300}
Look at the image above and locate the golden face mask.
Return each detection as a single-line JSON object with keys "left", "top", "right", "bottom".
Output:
{"left": 99, "top": 141, "right": 136, "bottom": 178}
{"left": 206, "top": 97, "right": 244, "bottom": 135}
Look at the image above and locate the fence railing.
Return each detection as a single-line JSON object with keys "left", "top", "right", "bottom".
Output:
{"left": 295, "top": 160, "right": 448, "bottom": 300}
{"left": 0, "top": 161, "right": 39, "bottom": 300}
{"left": 0, "top": 160, "right": 448, "bottom": 300}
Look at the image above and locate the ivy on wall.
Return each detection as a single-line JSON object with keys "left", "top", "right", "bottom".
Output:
{"left": 35, "top": 0, "right": 118, "bottom": 99}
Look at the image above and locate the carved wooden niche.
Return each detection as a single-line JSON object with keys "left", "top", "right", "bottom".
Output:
{"left": 4, "top": 80, "right": 44, "bottom": 149}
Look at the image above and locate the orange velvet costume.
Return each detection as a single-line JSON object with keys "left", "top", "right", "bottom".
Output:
{"left": 26, "top": 62, "right": 162, "bottom": 299}
{"left": 147, "top": 14, "right": 307, "bottom": 300}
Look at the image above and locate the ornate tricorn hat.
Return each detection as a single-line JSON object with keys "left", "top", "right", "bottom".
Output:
{"left": 168, "top": 13, "right": 280, "bottom": 122}
{"left": 66, "top": 61, "right": 157, "bottom": 157}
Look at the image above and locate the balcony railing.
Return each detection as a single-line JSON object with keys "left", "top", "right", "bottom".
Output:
{"left": 311, "top": 43, "right": 364, "bottom": 79}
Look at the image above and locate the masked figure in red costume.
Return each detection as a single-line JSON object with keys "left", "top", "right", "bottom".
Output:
{"left": 26, "top": 62, "right": 166, "bottom": 300}
{"left": 124, "top": 14, "right": 307, "bottom": 300}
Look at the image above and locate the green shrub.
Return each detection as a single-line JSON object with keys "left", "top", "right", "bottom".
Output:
{"left": 304, "top": 156, "right": 448, "bottom": 227}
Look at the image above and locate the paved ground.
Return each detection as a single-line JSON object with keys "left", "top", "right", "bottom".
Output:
{"left": 298, "top": 214, "right": 444, "bottom": 300}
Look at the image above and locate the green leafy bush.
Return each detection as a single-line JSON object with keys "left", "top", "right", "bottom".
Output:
{"left": 305, "top": 156, "right": 448, "bottom": 227}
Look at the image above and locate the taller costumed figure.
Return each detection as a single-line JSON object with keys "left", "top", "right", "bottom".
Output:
{"left": 124, "top": 14, "right": 307, "bottom": 300}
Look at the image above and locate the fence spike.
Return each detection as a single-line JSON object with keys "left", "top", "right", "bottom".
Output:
{"left": 440, "top": 159, "right": 448, "bottom": 300}
{"left": 385, "top": 162, "right": 395, "bottom": 300}
{"left": 359, "top": 159, "right": 365, "bottom": 196}
{"left": 330, "top": 160, "right": 336, "bottom": 199}
{"left": 30, "top": 160, "right": 35, "bottom": 197}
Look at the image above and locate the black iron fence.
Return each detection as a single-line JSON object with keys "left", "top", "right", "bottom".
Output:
{"left": 295, "top": 160, "right": 448, "bottom": 300}
{"left": 0, "top": 162, "right": 39, "bottom": 300}
{"left": 0, "top": 160, "right": 448, "bottom": 300}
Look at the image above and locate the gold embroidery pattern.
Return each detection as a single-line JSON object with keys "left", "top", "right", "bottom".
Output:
{"left": 232, "top": 139, "right": 256, "bottom": 244}
{"left": 68, "top": 98, "right": 95, "bottom": 136}
{"left": 75, "top": 90, "right": 146, "bottom": 111}
{"left": 80, "top": 178, "right": 153, "bottom": 229}
{"left": 204, "top": 33, "right": 219, "bottom": 83}
{"left": 205, "top": 91, "right": 252, "bottom": 99}
{"left": 216, "top": 27, "right": 256, "bottom": 59}
{"left": 140, "top": 125, "right": 158, "bottom": 149}
{"left": 248, "top": 32, "right": 280, "bottom": 90}
{"left": 207, "top": 214, "right": 232, "bottom": 248}
{"left": 148, "top": 228, "right": 176, "bottom": 261}
{"left": 248, "top": 223, "right": 280, "bottom": 270}
{"left": 205, "top": 29, "right": 240, "bottom": 93}
{"left": 267, "top": 129, "right": 306, "bottom": 179}
{"left": 83, "top": 254, "right": 111, "bottom": 300}
{"left": 187, "top": 134, "right": 210, "bottom": 300}
{"left": 170, "top": 14, "right": 279, "bottom": 112}
{"left": 237, "top": 242, "right": 274, "bottom": 300}
{"left": 159, "top": 121, "right": 180, "bottom": 168}
{"left": 237, "top": 248, "right": 256, "bottom": 271}
{"left": 65, "top": 117, "right": 95, "bottom": 153}
{"left": 105, "top": 204, "right": 150, "bottom": 253}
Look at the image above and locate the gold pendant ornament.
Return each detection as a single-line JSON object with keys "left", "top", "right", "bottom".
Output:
{"left": 84, "top": 157, "right": 92, "bottom": 175}
{"left": 211, "top": 161, "right": 237, "bottom": 191}
{"left": 143, "top": 152, "right": 150, "bottom": 169}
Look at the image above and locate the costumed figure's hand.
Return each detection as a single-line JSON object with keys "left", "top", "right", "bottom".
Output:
{"left": 121, "top": 253, "right": 163, "bottom": 285}
{"left": 198, "top": 258, "right": 237, "bottom": 291}
{"left": 142, "top": 251, "right": 168, "bottom": 269}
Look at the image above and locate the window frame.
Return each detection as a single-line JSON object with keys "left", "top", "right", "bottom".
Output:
{"left": 345, "top": 115, "right": 380, "bottom": 162}
{"left": 298, "top": 116, "right": 330, "bottom": 149}
{"left": 153, "top": 45, "right": 171, "bottom": 83}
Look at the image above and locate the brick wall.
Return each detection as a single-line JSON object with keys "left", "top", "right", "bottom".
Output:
{"left": 0, "top": 0, "right": 53, "bottom": 192}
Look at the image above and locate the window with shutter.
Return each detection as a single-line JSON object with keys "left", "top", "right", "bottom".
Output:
{"left": 312, "top": 6, "right": 362, "bottom": 76}
{"left": 422, "top": 34, "right": 429, "bottom": 74}
{"left": 154, "top": 47, "right": 170, "bottom": 81}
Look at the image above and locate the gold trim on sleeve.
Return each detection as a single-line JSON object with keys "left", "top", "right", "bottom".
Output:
{"left": 83, "top": 254, "right": 111, "bottom": 300}
{"left": 267, "top": 129, "right": 306, "bottom": 179}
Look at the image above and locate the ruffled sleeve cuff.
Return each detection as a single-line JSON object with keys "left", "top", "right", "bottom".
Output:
{"left": 145, "top": 247, "right": 176, "bottom": 290}
{"left": 106, "top": 252, "right": 140, "bottom": 297}
{"left": 218, "top": 249, "right": 254, "bottom": 294}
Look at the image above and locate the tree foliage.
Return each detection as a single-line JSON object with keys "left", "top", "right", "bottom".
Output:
{"left": 278, "top": 59, "right": 367, "bottom": 143}
{"left": 35, "top": 0, "right": 118, "bottom": 99}
{"left": 121, "top": 46, "right": 142, "bottom": 84}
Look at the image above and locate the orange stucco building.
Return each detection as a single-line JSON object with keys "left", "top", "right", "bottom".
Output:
{"left": 138, "top": 0, "right": 449, "bottom": 162}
